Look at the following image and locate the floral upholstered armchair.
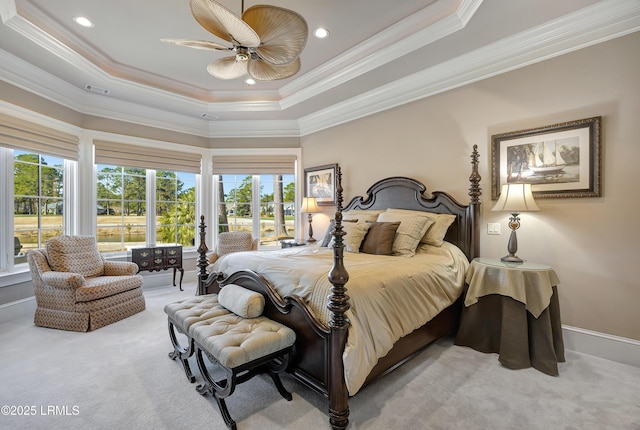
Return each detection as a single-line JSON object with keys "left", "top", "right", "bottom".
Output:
{"left": 208, "top": 231, "right": 259, "bottom": 264}
{"left": 26, "top": 235, "right": 145, "bottom": 332}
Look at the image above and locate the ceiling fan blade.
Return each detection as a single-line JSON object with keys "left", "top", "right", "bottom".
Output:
{"left": 207, "top": 56, "right": 248, "bottom": 80}
{"left": 190, "top": 0, "right": 260, "bottom": 47}
{"left": 243, "top": 5, "right": 308, "bottom": 65}
{"left": 161, "top": 38, "right": 230, "bottom": 51}
{"left": 248, "top": 57, "right": 301, "bottom": 81}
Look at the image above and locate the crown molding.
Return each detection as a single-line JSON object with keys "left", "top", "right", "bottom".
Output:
{"left": 0, "top": 0, "right": 482, "bottom": 114}
{"left": 299, "top": 0, "right": 640, "bottom": 135}
{"left": 1, "top": 0, "right": 639, "bottom": 138}
{"left": 280, "top": 0, "right": 482, "bottom": 108}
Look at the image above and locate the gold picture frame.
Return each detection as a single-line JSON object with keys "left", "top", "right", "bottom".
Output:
{"left": 491, "top": 116, "right": 602, "bottom": 199}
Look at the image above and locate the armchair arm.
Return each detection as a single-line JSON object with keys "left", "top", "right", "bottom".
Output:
{"left": 103, "top": 260, "right": 139, "bottom": 276}
{"left": 40, "top": 271, "right": 85, "bottom": 289}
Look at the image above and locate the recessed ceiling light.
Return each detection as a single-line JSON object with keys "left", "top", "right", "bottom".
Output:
{"left": 314, "top": 28, "right": 329, "bottom": 39}
{"left": 245, "top": 78, "right": 256, "bottom": 85}
{"left": 73, "top": 16, "right": 94, "bottom": 28}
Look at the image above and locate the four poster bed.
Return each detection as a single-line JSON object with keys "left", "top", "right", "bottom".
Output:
{"left": 195, "top": 146, "right": 481, "bottom": 429}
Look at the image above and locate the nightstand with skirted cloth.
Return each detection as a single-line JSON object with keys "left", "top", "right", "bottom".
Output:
{"left": 455, "top": 258, "right": 565, "bottom": 376}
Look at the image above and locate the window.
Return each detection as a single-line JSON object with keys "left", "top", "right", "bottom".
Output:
{"left": 96, "top": 165, "right": 197, "bottom": 253}
{"left": 217, "top": 174, "right": 295, "bottom": 247}
{"left": 1, "top": 113, "right": 78, "bottom": 272}
{"left": 259, "top": 174, "right": 295, "bottom": 245}
{"left": 156, "top": 170, "right": 196, "bottom": 246}
{"left": 96, "top": 165, "right": 147, "bottom": 253}
{"left": 13, "top": 151, "right": 65, "bottom": 263}
{"left": 94, "top": 140, "right": 201, "bottom": 253}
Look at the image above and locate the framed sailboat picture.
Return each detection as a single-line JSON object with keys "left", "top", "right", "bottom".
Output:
{"left": 491, "top": 116, "right": 602, "bottom": 199}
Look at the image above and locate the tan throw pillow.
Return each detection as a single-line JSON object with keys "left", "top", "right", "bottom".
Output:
{"left": 387, "top": 209, "right": 456, "bottom": 246}
{"left": 321, "top": 219, "right": 357, "bottom": 247}
{"left": 45, "top": 235, "right": 104, "bottom": 277}
{"left": 343, "top": 209, "right": 384, "bottom": 223}
{"left": 218, "top": 284, "right": 265, "bottom": 318}
{"left": 328, "top": 221, "right": 371, "bottom": 253}
{"left": 376, "top": 212, "right": 434, "bottom": 257}
{"left": 360, "top": 222, "right": 401, "bottom": 255}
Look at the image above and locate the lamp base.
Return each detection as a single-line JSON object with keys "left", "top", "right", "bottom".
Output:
{"left": 306, "top": 237, "right": 316, "bottom": 244}
{"left": 501, "top": 255, "right": 523, "bottom": 263}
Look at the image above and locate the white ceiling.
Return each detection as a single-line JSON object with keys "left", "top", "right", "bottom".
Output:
{"left": 1, "top": 0, "right": 639, "bottom": 139}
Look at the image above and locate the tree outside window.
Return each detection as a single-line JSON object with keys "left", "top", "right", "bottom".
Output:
{"left": 96, "top": 165, "right": 146, "bottom": 252}
{"left": 156, "top": 170, "right": 196, "bottom": 246}
{"left": 218, "top": 174, "right": 295, "bottom": 247}
{"left": 13, "top": 151, "right": 64, "bottom": 262}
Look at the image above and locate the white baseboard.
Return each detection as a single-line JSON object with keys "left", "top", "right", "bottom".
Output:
{"left": 562, "top": 325, "right": 640, "bottom": 368}
{"left": 0, "top": 296, "right": 36, "bottom": 325}
{"left": 1, "top": 294, "right": 638, "bottom": 369}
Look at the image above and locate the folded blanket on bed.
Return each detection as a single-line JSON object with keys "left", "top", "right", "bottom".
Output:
{"left": 210, "top": 242, "right": 468, "bottom": 395}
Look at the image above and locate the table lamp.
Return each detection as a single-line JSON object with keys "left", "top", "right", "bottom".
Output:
{"left": 300, "top": 197, "right": 319, "bottom": 243}
{"left": 492, "top": 183, "right": 540, "bottom": 263}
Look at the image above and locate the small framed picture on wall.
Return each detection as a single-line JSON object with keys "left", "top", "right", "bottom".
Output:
{"left": 304, "top": 164, "right": 338, "bottom": 206}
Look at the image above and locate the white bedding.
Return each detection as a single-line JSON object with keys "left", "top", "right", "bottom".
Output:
{"left": 210, "top": 242, "right": 469, "bottom": 395}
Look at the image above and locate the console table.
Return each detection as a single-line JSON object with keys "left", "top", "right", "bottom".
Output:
{"left": 132, "top": 246, "right": 184, "bottom": 291}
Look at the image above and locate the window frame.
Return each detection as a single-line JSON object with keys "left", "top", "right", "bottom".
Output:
{"left": 0, "top": 147, "right": 77, "bottom": 273}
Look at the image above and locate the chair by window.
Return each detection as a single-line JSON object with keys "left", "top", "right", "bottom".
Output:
{"left": 26, "top": 235, "right": 145, "bottom": 332}
{"left": 208, "top": 231, "right": 259, "bottom": 264}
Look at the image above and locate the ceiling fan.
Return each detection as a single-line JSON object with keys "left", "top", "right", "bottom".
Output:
{"left": 162, "top": 0, "right": 308, "bottom": 81}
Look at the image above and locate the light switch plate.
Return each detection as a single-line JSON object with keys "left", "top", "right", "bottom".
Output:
{"left": 487, "top": 223, "right": 501, "bottom": 235}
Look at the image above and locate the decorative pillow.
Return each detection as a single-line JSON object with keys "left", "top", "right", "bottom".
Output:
{"left": 218, "top": 284, "right": 265, "bottom": 318}
{"left": 320, "top": 219, "right": 356, "bottom": 247}
{"left": 376, "top": 212, "right": 434, "bottom": 257}
{"left": 360, "top": 221, "right": 401, "bottom": 255}
{"left": 45, "top": 235, "right": 104, "bottom": 277}
{"left": 387, "top": 209, "right": 456, "bottom": 246}
{"left": 328, "top": 221, "right": 371, "bottom": 253}
{"left": 343, "top": 210, "right": 384, "bottom": 223}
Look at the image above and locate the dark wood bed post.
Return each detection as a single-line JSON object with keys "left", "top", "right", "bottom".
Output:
{"left": 468, "top": 145, "right": 482, "bottom": 259}
{"left": 327, "top": 166, "right": 350, "bottom": 430}
{"left": 196, "top": 215, "right": 210, "bottom": 295}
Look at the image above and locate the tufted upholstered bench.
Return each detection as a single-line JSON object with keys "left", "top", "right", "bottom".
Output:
{"left": 164, "top": 290, "right": 296, "bottom": 430}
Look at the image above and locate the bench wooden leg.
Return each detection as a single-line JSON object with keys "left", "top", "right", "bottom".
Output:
{"left": 194, "top": 345, "right": 294, "bottom": 430}
{"left": 167, "top": 319, "right": 196, "bottom": 383}
{"left": 195, "top": 347, "right": 237, "bottom": 430}
{"left": 266, "top": 353, "right": 293, "bottom": 401}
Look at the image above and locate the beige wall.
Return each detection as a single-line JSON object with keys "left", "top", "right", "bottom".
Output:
{"left": 301, "top": 32, "right": 640, "bottom": 341}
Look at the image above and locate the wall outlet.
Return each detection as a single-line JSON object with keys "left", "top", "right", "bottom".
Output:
{"left": 487, "top": 223, "right": 501, "bottom": 235}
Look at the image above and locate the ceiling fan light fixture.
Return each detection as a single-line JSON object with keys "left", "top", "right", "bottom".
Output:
{"left": 245, "top": 78, "right": 256, "bottom": 85}
{"left": 163, "top": 0, "right": 308, "bottom": 81}
{"left": 235, "top": 48, "right": 250, "bottom": 62}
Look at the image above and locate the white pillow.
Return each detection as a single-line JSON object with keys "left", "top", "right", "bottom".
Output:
{"left": 328, "top": 221, "right": 371, "bottom": 253}
{"left": 386, "top": 209, "right": 456, "bottom": 246}
{"left": 376, "top": 211, "right": 434, "bottom": 257}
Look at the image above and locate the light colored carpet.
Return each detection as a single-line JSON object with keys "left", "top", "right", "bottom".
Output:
{"left": 1, "top": 282, "right": 639, "bottom": 430}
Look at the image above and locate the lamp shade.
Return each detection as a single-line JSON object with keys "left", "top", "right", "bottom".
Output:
{"left": 300, "top": 197, "right": 319, "bottom": 213}
{"left": 492, "top": 183, "right": 540, "bottom": 212}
